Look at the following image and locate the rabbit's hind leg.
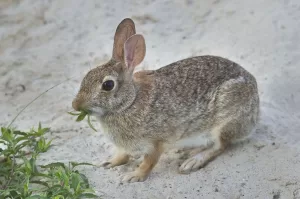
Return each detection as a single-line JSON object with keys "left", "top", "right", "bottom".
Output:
{"left": 178, "top": 122, "right": 231, "bottom": 174}
{"left": 175, "top": 132, "right": 214, "bottom": 155}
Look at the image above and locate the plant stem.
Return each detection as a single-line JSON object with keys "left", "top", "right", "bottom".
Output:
{"left": 1, "top": 155, "right": 16, "bottom": 190}
{"left": 7, "top": 78, "right": 72, "bottom": 128}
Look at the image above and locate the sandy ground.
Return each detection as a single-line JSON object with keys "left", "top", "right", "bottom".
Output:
{"left": 1, "top": 0, "right": 300, "bottom": 198}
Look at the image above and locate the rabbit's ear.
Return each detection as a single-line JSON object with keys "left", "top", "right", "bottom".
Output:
{"left": 112, "top": 18, "right": 136, "bottom": 61}
{"left": 124, "top": 34, "right": 146, "bottom": 70}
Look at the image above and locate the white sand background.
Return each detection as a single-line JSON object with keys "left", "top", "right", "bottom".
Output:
{"left": 1, "top": 0, "right": 300, "bottom": 198}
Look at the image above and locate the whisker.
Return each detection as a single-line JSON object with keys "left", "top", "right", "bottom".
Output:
{"left": 88, "top": 59, "right": 93, "bottom": 70}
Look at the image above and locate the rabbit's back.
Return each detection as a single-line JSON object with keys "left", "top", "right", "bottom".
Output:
{"left": 137, "top": 55, "right": 258, "bottom": 140}
{"left": 154, "top": 55, "right": 251, "bottom": 93}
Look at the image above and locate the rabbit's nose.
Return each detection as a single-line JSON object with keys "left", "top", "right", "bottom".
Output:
{"left": 72, "top": 98, "right": 82, "bottom": 111}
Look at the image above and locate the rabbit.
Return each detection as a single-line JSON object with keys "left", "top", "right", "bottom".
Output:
{"left": 72, "top": 18, "right": 260, "bottom": 183}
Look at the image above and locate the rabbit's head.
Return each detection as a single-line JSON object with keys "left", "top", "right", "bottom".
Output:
{"left": 72, "top": 18, "right": 146, "bottom": 116}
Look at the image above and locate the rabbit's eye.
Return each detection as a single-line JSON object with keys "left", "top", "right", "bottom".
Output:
{"left": 102, "top": 80, "right": 115, "bottom": 91}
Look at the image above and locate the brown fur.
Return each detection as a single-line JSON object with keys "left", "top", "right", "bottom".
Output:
{"left": 72, "top": 18, "right": 260, "bottom": 182}
{"left": 121, "top": 141, "right": 164, "bottom": 182}
{"left": 101, "top": 149, "right": 129, "bottom": 168}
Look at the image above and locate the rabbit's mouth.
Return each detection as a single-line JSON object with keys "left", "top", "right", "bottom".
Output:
{"left": 72, "top": 96, "right": 105, "bottom": 117}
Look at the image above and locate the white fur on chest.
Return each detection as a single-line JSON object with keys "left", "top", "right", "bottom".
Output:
{"left": 98, "top": 122, "right": 154, "bottom": 156}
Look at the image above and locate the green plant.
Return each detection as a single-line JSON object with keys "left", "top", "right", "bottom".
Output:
{"left": 68, "top": 111, "right": 97, "bottom": 132}
{"left": 0, "top": 123, "right": 98, "bottom": 199}
{"left": 0, "top": 79, "right": 99, "bottom": 199}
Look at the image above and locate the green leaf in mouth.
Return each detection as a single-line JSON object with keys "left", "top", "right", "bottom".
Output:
{"left": 68, "top": 111, "right": 97, "bottom": 132}
{"left": 76, "top": 112, "right": 87, "bottom": 122}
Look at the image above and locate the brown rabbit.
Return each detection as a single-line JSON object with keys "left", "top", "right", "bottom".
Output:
{"left": 72, "top": 18, "right": 259, "bottom": 182}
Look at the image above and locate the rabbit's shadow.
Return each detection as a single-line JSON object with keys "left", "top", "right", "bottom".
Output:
{"left": 154, "top": 131, "right": 266, "bottom": 176}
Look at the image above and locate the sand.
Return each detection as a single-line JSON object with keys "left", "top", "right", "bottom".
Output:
{"left": 1, "top": 0, "right": 300, "bottom": 198}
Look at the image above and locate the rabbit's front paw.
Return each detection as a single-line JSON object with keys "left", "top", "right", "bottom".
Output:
{"left": 99, "top": 161, "right": 116, "bottom": 169}
{"left": 98, "top": 153, "right": 129, "bottom": 169}
{"left": 121, "top": 171, "right": 148, "bottom": 183}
